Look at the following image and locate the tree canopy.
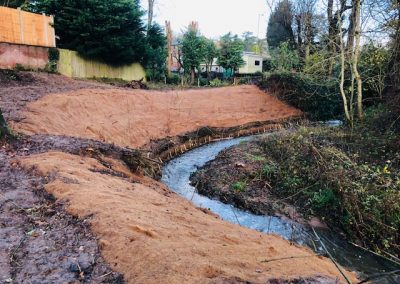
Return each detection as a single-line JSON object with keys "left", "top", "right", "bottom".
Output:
{"left": 145, "top": 24, "right": 167, "bottom": 80}
{"left": 217, "top": 33, "right": 245, "bottom": 75}
{"left": 267, "top": 0, "right": 295, "bottom": 49}
{"left": 182, "top": 29, "right": 206, "bottom": 83}
{"left": 32, "top": 0, "right": 147, "bottom": 65}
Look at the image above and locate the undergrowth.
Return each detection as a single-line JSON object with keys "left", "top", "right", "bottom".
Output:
{"left": 255, "top": 109, "right": 399, "bottom": 256}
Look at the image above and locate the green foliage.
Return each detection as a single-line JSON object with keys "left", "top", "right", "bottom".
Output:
{"left": 203, "top": 38, "right": 218, "bottom": 75}
{"left": 0, "top": 0, "right": 26, "bottom": 8}
{"left": 260, "top": 71, "right": 341, "bottom": 120}
{"left": 217, "top": 33, "right": 245, "bottom": 76}
{"left": 166, "top": 74, "right": 180, "bottom": 85}
{"left": 33, "top": 0, "right": 147, "bottom": 65}
{"left": 46, "top": 47, "right": 59, "bottom": 73}
{"left": 359, "top": 43, "right": 390, "bottom": 104}
{"left": 267, "top": 0, "right": 295, "bottom": 49}
{"left": 270, "top": 42, "right": 300, "bottom": 71}
{"left": 257, "top": 124, "right": 400, "bottom": 255}
{"left": 232, "top": 181, "right": 246, "bottom": 192}
{"left": 145, "top": 24, "right": 167, "bottom": 81}
{"left": 209, "top": 78, "right": 229, "bottom": 87}
{"left": 182, "top": 29, "right": 206, "bottom": 74}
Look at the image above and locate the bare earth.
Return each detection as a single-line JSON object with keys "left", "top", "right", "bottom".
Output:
{"left": 20, "top": 152, "right": 357, "bottom": 284}
{"left": 1, "top": 73, "right": 357, "bottom": 283}
{"left": 12, "top": 85, "right": 301, "bottom": 148}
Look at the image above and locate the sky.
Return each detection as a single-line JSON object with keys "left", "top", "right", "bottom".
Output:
{"left": 141, "top": 0, "right": 270, "bottom": 39}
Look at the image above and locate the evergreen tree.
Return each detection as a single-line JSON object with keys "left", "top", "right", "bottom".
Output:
{"left": 34, "top": 0, "right": 147, "bottom": 65}
{"left": 218, "top": 33, "right": 245, "bottom": 76}
{"left": 267, "top": 0, "right": 295, "bottom": 49}
{"left": 144, "top": 24, "right": 167, "bottom": 81}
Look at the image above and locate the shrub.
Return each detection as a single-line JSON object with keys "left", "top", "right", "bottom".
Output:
{"left": 259, "top": 71, "right": 341, "bottom": 120}
{"left": 166, "top": 74, "right": 180, "bottom": 85}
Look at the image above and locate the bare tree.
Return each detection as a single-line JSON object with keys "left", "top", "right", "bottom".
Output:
{"left": 349, "top": 0, "right": 363, "bottom": 119}
{"left": 147, "top": 0, "right": 156, "bottom": 32}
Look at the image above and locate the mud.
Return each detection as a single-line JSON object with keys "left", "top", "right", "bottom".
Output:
{"left": 0, "top": 142, "right": 123, "bottom": 283}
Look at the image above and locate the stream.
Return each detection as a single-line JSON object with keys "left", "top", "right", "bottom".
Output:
{"left": 161, "top": 135, "right": 400, "bottom": 284}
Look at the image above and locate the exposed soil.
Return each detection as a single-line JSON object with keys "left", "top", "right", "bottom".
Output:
{"left": 0, "top": 142, "right": 123, "bottom": 283}
{"left": 0, "top": 71, "right": 357, "bottom": 283}
{"left": 0, "top": 69, "right": 114, "bottom": 123}
{"left": 10, "top": 83, "right": 301, "bottom": 148}
{"left": 20, "top": 151, "right": 357, "bottom": 284}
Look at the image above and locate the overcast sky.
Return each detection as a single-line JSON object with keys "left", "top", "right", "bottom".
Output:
{"left": 141, "top": 0, "right": 270, "bottom": 39}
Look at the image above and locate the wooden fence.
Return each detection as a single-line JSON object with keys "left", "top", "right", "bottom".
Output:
{"left": 58, "top": 49, "right": 146, "bottom": 81}
{"left": 0, "top": 6, "right": 55, "bottom": 47}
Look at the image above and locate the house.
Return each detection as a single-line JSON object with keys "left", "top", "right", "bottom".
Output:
{"left": 238, "top": 52, "right": 263, "bottom": 74}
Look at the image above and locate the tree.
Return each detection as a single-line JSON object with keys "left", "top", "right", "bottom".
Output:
{"left": 203, "top": 38, "right": 218, "bottom": 80}
{"left": 218, "top": 33, "right": 245, "bottom": 77}
{"left": 267, "top": 0, "right": 295, "bottom": 49}
{"left": 293, "top": 0, "right": 318, "bottom": 63}
{"left": 147, "top": 0, "right": 155, "bottom": 32}
{"left": 144, "top": 24, "right": 167, "bottom": 81}
{"left": 33, "top": 0, "right": 147, "bottom": 65}
{"left": 0, "top": 109, "right": 10, "bottom": 139}
{"left": 1, "top": 0, "right": 26, "bottom": 8}
{"left": 182, "top": 28, "right": 206, "bottom": 84}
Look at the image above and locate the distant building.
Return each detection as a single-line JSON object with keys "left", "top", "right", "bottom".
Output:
{"left": 199, "top": 58, "right": 225, "bottom": 74}
{"left": 238, "top": 52, "right": 263, "bottom": 74}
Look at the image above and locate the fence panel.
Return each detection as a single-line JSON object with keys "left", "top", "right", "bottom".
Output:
{"left": 0, "top": 6, "right": 55, "bottom": 47}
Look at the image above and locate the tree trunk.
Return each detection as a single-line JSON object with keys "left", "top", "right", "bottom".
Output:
{"left": 0, "top": 109, "right": 10, "bottom": 138}
{"left": 350, "top": 0, "right": 363, "bottom": 120}
{"left": 338, "top": 14, "right": 351, "bottom": 123}
{"left": 191, "top": 68, "right": 195, "bottom": 85}
{"left": 147, "top": 0, "right": 155, "bottom": 32}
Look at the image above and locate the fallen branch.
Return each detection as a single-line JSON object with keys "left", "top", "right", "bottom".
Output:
{"left": 312, "top": 227, "right": 352, "bottom": 284}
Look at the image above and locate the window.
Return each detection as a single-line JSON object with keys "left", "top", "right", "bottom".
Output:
{"left": 255, "top": 60, "right": 260, "bottom": 66}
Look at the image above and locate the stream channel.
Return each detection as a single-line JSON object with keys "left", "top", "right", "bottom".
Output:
{"left": 161, "top": 135, "right": 400, "bottom": 283}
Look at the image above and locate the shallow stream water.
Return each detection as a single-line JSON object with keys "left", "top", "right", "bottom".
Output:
{"left": 161, "top": 136, "right": 400, "bottom": 283}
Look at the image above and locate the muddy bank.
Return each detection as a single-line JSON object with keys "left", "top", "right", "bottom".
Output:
{"left": 190, "top": 140, "right": 295, "bottom": 218}
{"left": 19, "top": 151, "right": 358, "bottom": 284}
{"left": 0, "top": 142, "right": 122, "bottom": 283}
{"left": 11, "top": 84, "right": 301, "bottom": 148}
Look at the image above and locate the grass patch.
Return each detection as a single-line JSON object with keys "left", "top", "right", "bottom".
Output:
{"left": 232, "top": 181, "right": 247, "bottom": 192}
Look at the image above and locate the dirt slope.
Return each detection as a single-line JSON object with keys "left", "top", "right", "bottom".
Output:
{"left": 20, "top": 152, "right": 357, "bottom": 284}
{"left": 12, "top": 85, "right": 301, "bottom": 148}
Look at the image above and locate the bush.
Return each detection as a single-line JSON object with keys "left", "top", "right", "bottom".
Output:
{"left": 259, "top": 71, "right": 341, "bottom": 120}
{"left": 257, "top": 125, "right": 400, "bottom": 256}
{"left": 209, "top": 78, "right": 223, "bottom": 87}
{"left": 166, "top": 74, "right": 180, "bottom": 85}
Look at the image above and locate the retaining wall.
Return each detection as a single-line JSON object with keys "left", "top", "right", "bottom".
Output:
{"left": 0, "top": 42, "right": 49, "bottom": 69}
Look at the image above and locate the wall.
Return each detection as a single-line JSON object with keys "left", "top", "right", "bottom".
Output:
{"left": 0, "top": 7, "right": 55, "bottom": 47}
{"left": 58, "top": 49, "right": 146, "bottom": 81}
{"left": 0, "top": 42, "right": 48, "bottom": 69}
{"left": 239, "top": 53, "right": 263, "bottom": 74}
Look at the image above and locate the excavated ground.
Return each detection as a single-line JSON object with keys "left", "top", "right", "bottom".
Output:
{"left": 0, "top": 71, "right": 357, "bottom": 283}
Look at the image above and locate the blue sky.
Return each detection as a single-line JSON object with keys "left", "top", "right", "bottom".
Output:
{"left": 141, "top": 0, "right": 270, "bottom": 39}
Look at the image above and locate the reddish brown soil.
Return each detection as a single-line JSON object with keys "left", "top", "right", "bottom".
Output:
{"left": 20, "top": 152, "right": 358, "bottom": 284}
{"left": 11, "top": 85, "right": 301, "bottom": 148}
{"left": 0, "top": 72, "right": 357, "bottom": 283}
{"left": 0, "top": 144, "right": 123, "bottom": 283}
